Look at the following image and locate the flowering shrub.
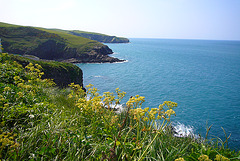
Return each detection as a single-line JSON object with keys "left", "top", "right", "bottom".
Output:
{"left": 0, "top": 130, "right": 19, "bottom": 158}
{"left": 0, "top": 53, "right": 55, "bottom": 129}
{"left": 0, "top": 52, "right": 238, "bottom": 160}
{"left": 0, "top": 52, "right": 56, "bottom": 158}
{"left": 67, "top": 83, "right": 179, "bottom": 160}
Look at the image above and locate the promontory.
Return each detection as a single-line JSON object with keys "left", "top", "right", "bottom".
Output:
{"left": 0, "top": 22, "right": 129, "bottom": 63}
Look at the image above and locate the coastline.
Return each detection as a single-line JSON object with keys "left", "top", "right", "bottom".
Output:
{"left": 62, "top": 56, "right": 125, "bottom": 64}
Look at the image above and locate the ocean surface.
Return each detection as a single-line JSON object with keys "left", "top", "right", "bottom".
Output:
{"left": 76, "top": 38, "right": 240, "bottom": 150}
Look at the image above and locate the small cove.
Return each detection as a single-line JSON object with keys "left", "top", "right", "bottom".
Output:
{"left": 77, "top": 38, "right": 240, "bottom": 150}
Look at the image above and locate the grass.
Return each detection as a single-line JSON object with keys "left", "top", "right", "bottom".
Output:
{"left": 68, "top": 30, "right": 129, "bottom": 43}
{"left": 0, "top": 22, "right": 21, "bottom": 28}
{"left": 0, "top": 51, "right": 239, "bottom": 160}
{"left": 38, "top": 28, "right": 102, "bottom": 49}
{"left": 48, "top": 28, "right": 129, "bottom": 43}
{"left": 0, "top": 22, "right": 103, "bottom": 56}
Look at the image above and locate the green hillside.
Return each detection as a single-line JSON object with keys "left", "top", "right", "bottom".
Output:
{"left": 0, "top": 22, "right": 124, "bottom": 63}
{"left": 38, "top": 27, "right": 103, "bottom": 49}
{"left": 68, "top": 30, "right": 130, "bottom": 43}
{"left": 47, "top": 28, "right": 129, "bottom": 43}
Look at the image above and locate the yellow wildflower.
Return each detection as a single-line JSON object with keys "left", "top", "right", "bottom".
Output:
{"left": 13, "top": 76, "right": 20, "bottom": 81}
{"left": 159, "top": 104, "right": 164, "bottom": 110}
{"left": 24, "top": 85, "right": 32, "bottom": 90}
{"left": 214, "top": 154, "right": 230, "bottom": 161}
{"left": 148, "top": 108, "right": 159, "bottom": 120}
{"left": 143, "top": 117, "right": 148, "bottom": 121}
{"left": 198, "top": 154, "right": 212, "bottom": 161}
{"left": 3, "top": 87, "right": 11, "bottom": 92}
{"left": 17, "top": 83, "right": 24, "bottom": 88}
{"left": 0, "top": 95, "right": 5, "bottom": 102}
{"left": 85, "top": 84, "right": 94, "bottom": 88}
{"left": 111, "top": 115, "right": 118, "bottom": 125}
{"left": 175, "top": 157, "right": 185, "bottom": 161}
{"left": 165, "top": 109, "right": 176, "bottom": 117}
{"left": 17, "top": 92, "right": 23, "bottom": 98}
{"left": 68, "top": 94, "right": 73, "bottom": 98}
{"left": 144, "top": 107, "right": 149, "bottom": 112}
{"left": 35, "top": 63, "right": 42, "bottom": 69}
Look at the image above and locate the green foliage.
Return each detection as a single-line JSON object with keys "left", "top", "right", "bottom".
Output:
{"left": 3, "top": 53, "right": 83, "bottom": 87}
{"left": 0, "top": 53, "right": 55, "bottom": 130}
{"left": 0, "top": 52, "right": 239, "bottom": 160}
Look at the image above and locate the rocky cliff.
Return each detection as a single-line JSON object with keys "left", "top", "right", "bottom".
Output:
{"left": 26, "top": 39, "right": 123, "bottom": 63}
{"left": 0, "top": 22, "right": 125, "bottom": 63}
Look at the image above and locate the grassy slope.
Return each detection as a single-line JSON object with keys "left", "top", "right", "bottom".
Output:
{"left": 49, "top": 28, "right": 129, "bottom": 43}
{"left": 70, "top": 30, "right": 116, "bottom": 37}
{"left": 38, "top": 27, "right": 102, "bottom": 49}
{"left": 0, "top": 22, "right": 21, "bottom": 27}
{"left": 70, "top": 30, "right": 129, "bottom": 43}
{"left": 0, "top": 22, "right": 103, "bottom": 54}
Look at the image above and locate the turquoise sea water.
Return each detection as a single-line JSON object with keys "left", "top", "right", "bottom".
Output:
{"left": 76, "top": 38, "right": 240, "bottom": 150}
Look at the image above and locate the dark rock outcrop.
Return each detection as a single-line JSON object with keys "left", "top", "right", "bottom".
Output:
{"left": 28, "top": 40, "right": 124, "bottom": 63}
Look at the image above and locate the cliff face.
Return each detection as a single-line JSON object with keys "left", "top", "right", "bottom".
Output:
{"left": 0, "top": 22, "right": 125, "bottom": 63}
{"left": 29, "top": 40, "right": 68, "bottom": 60}
{"left": 41, "top": 62, "right": 83, "bottom": 88}
{"left": 26, "top": 39, "right": 123, "bottom": 63}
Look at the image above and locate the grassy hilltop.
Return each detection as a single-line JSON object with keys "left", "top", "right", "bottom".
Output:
{"left": 0, "top": 22, "right": 126, "bottom": 63}
{"left": 46, "top": 28, "right": 129, "bottom": 43}
{"left": 68, "top": 30, "right": 130, "bottom": 43}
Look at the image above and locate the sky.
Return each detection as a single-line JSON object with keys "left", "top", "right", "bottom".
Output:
{"left": 1, "top": 0, "right": 240, "bottom": 40}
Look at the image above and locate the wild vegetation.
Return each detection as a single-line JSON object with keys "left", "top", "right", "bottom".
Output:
{"left": 3, "top": 53, "right": 83, "bottom": 87}
{"left": 0, "top": 50, "right": 239, "bottom": 160}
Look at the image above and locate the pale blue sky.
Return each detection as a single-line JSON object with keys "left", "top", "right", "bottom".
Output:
{"left": 1, "top": 0, "right": 240, "bottom": 40}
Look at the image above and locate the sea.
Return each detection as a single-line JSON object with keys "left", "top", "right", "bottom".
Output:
{"left": 76, "top": 38, "right": 240, "bottom": 150}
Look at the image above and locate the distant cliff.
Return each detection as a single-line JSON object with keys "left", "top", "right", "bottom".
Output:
{"left": 0, "top": 22, "right": 125, "bottom": 63}
{"left": 69, "top": 31, "right": 130, "bottom": 43}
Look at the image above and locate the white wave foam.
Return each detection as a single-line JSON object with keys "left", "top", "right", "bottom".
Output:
{"left": 173, "top": 122, "right": 195, "bottom": 137}
{"left": 114, "top": 60, "right": 128, "bottom": 63}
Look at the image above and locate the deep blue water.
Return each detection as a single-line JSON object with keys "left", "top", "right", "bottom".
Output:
{"left": 76, "top": 38, "right": 240, "bottom": 150}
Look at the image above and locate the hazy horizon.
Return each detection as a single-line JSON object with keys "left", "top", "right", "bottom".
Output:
{"left": 1, "top": 0, "right": 240, "bottom": 40}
